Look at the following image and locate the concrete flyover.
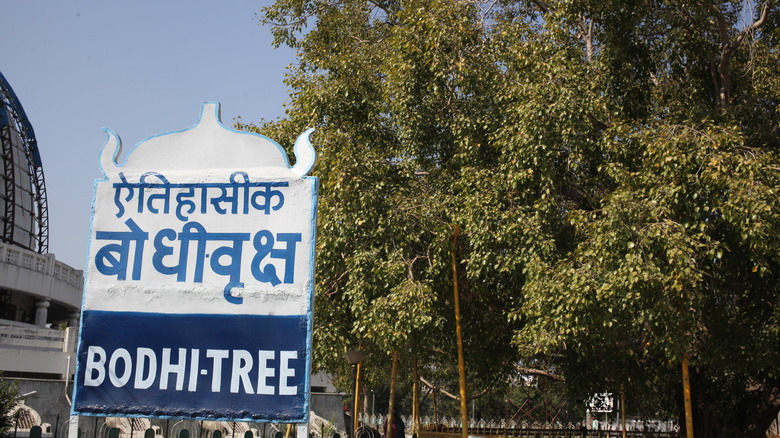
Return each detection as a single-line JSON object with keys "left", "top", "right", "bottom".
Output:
{"left": 0, "top": 240, "right": 82, "bottom": 327}
{"left": 0, "top": 240, "right": 82, "bottom": 378}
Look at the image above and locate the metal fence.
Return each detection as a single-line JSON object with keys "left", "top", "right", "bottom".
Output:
{"left": 356, "top": 415, "right": 678, "bottom": 438}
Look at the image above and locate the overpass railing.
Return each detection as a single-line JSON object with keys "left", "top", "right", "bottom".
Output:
{"left": 0, "top": 240, "right": 82, "bottom": 289}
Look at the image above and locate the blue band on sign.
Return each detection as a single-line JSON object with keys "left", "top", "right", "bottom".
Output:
{"left": 74, "top": 311, "right": 309, "bottom": 421}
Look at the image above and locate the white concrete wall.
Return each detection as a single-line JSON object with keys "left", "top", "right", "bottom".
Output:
{"left": 0, "top": 326, "right": 77, "bottom": 377}
{"left": 0, "top": 241, "right": 82, "bottom": 309}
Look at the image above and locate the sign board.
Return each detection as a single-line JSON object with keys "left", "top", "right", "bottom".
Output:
{"left": 587, "top": 393, "right": 614, "bottom": 413}
{"left": 72, "top": 103, "right": 318, "bottom": 422}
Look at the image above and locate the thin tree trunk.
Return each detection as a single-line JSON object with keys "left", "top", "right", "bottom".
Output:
{"left": 387, "top": 351, "right": 399, "bottom": 437}
{"left": 412, "top": 354, "right": 420, "bottom": 436}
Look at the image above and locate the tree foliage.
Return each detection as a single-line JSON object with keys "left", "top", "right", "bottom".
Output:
{"left": 244, "top": 0, "right": 780, "bottom": 435}
{"left": 0, "top": 374, "right": 18, "bottom": 435}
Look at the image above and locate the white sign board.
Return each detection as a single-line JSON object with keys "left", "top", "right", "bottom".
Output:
{"left": 72, "top": 103, "right": 317, "bottom": 422}
{"left": 587, "top": 393, "right": 614, "bottom": 413}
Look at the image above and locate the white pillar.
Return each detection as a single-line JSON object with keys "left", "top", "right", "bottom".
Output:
{"left": 68, "top": 312, "right": 80, "bottom": 329}
{"left": 34, "top": 299, "right": 50, "bottom": 327}
{"left": 297, "top": 423, "right": 309, "bottom": 438}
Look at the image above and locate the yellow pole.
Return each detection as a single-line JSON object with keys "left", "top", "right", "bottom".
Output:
{"left": 387, "top": 351, "right": 399, "bottom": 438}
{"left": 353, "top": 362, "right": 363, "bottom": 438}
{"left": 682, "top": 354, "right": 694, "bottom": 438}
{"left": 451, "top": 224, "right": 469, "bottom": 438}
{"left": 413, "top": 354, "right": 420, "bottom": 435}
{"left": 433, "top": 386, "right": 438, "bottom": 423}
{"left": 621, "top": 387, "right": 626, "bottom": 438}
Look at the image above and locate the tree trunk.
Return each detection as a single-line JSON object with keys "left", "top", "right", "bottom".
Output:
{"left": 387, "top": 351, "right": 399, "bottom": 437}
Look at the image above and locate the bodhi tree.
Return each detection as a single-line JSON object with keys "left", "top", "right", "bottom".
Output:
{"left": 243, "top": 0, "right": 525, "bottom": 408}
{"left": 504, "top": 1, "right": 780, "bottom": 436}
{"left": 243, "top": 0, "right": 780, "bottom": 435}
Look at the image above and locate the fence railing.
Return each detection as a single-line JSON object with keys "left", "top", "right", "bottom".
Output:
{"left": 357, "top": 415, "right": 678, "bottom": 438}
{"left": 417, "top": 425, "right": 677, "bottom": 438}
{"left": 0, "top": 325, "right": 77, "bottom": 352}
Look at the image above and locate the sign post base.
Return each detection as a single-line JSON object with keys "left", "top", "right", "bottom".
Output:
{"left": 67, "top": 415, "right": 79, "bottom": 438}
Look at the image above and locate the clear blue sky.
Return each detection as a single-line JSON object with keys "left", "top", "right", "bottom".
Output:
{"left": 2, "top": 1, "right": 296, "bottom": 269}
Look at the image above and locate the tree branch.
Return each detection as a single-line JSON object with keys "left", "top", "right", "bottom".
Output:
{"left": 419, "top": 377, "right": 490, "bottom": 402}
{"left": 577, "top": 14, "right": 594, "bottom": 61}
{"left": 530, "top": 0, "right": 552, "bottom": 14}
{"left": 704, "top": 0, "right": 774, "bottom": 107}
{"left": 734, "top": 0, "right": 773, "bottom": 47}
{"left": 515, "top": 365, "right": 565, "bottom": 382}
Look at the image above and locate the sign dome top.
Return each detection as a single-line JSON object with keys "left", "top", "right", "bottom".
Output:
{"left": 99, "top": 102, "right": 315, "bottom": 180}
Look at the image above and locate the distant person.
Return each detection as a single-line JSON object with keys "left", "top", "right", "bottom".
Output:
{"left": 384, "top": 409, "right": 405, "bottom": 438}
{"left": 343, "top": 405, "right": 353, "bottom": 438}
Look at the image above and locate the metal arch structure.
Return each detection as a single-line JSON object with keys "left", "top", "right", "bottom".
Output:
{"left": 0, "top": 71, "right": 49, "bottom": 253}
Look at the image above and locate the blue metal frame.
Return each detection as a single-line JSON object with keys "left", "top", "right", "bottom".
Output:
{"left": 0, "top": 70, "right": 49, "bottom": 253}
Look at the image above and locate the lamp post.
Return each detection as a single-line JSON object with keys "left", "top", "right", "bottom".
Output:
{"left": 345, "top": 349, "right": 367, "bottom": 438}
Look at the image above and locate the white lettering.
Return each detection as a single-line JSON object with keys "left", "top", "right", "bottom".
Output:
{"left": 108, "top": 348, "right": 132, "bottom": 387}
{"left": 279, "top": 350, "right": 297, "bottom": 395}
{"left": 206, "top": 349, "right": 229, "bottom": 392}
{"left": 256, "top": 350, "right": 275, "bottom": 395}
{"left": 84, "top": 346, "right": 106, "bottom": 387}
{"left": 135, "top": 348, "right": 157, "bottom": 389}
{"left": 82, "top": 346, "right": 299, "bottom": 395}
{"left": 230, "top": 350, "right": 254, "bottom": 394}
{"left": 188, "top": 348, "right": 200, "bottom": 392}
{"left": 160, "top": 348, "right": 186, "bottom": 390}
